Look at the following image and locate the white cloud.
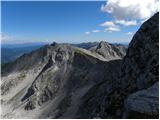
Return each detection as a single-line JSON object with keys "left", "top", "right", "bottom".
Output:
{"left": 85, "top": 31, "right": 90, "bottom": 35}
{"left": 0, "top": 33, "right": 14, "bottom": 43}
{"left": 105, "top": 27, "right": 120, "bottom": 32}
{"left": 100, "top": 21, "right": 121, "bottom": 32}
{"left": 101, "top": 0, "right": 158, "bottom": 20}
{"left": 126, "top": 32, "right": 133, "bottom": 35}
{"left": 100, "top": 0, "right": 158, "bottom": 33}
{"left": 115, "top": 20, "right": 137, "bottom": 26}
{"left": 92, "top": 30, "right": 100, "bottom": 33}
{"left": 100, "top": 21, "right": 116, "bottom": 27}
{"left": 85, "top": 30, "right": 100, "bottom": 35}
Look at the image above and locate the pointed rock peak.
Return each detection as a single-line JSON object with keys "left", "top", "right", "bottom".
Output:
{"left": 97, "top": 41, "right": 110, "bottom": 49}
{"left": 100, "top": 41, "right": 110, "bottom": 45}
{"left": 51, "top": 42, "right": 58, "bottom": 46}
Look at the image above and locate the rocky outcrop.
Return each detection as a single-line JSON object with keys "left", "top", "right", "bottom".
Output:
{"left": 119, "top": 12, "right": 159, "bottom": 118}
{"left": 120, "top": 12, "right": 159, "bottom": 91}
{"left": 124, "top": 82, "right": 159, "bottom": 118}
{"left": 77, "top": 13, "right": 159, "bottom": 119}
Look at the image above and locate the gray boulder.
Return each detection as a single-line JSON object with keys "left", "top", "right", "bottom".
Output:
{"left": 124, "top": 82, "right": 159, "bottom": 118}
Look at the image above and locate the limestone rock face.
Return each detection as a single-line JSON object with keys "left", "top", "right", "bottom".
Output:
{"left": 120, "top": 12, "right": 159, "bottom": 91}
{"left": 109, "top": 12, "right": 159, "bottom": 118}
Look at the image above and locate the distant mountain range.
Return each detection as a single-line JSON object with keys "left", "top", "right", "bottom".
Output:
{"left": 1, "top": 42, "right": 49, "bottom": 48}
{"left": 1, "top": 42, "right": 128, "bottom": 64}
{"left": 1, "top": 45, "right": 45, "bottom": 63}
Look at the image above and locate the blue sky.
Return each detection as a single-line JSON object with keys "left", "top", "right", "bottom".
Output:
{"left": 2, "top": 1, "right": 156, "bottom": 44}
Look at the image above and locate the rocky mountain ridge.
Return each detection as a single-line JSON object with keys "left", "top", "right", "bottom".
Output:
{"left": 1, "top": 41, "right": 125, "bottom": 118}
{"left": 1, "top": 13, "right": 159, "bottom": 119}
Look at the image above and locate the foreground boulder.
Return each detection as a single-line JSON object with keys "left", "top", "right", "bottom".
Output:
{"left": 124, "top": 82, "right": 159, "bottom": 118}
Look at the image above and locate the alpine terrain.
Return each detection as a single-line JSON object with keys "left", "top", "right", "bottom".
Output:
{"left": 1, "top": 13, "right": 159, "bottom": 119}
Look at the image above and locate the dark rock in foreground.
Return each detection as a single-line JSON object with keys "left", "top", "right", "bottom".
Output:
{"left": 77, "top": 13, "right": 159, "bottom": 119}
